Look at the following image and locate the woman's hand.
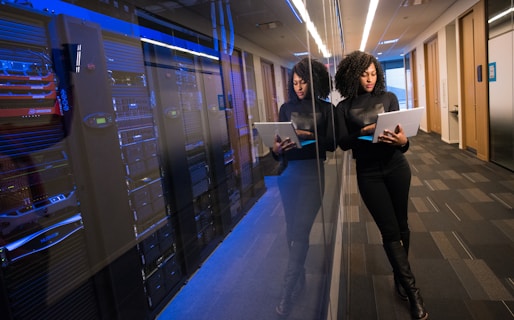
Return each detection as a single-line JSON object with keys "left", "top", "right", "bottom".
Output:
{"left": 272, "top": 134, "right": 297, "bottom": 155}
{"left": 360, "top": 123, "right": 376, "bottom": 136}
{"left": 296, "top": 129, "right": 315, "bottom": 140}
{"left": 378, "top": 124, "right": 408, "bottom": 146}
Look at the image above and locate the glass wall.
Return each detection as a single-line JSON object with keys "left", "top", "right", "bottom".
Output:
{"left": 0, "top": 1, "right": 344, "bottom": 319}
{"left": 488, "top": 0, "right": 514, "bottom": 170}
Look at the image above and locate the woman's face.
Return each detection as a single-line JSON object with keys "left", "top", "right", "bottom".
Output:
{"left": 360, "top": 62, "right": 377, "bottom": 93}
{"left": 293, "top": 72, "right": 309, "bottom": 100}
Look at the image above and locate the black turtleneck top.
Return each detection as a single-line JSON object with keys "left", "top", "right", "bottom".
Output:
{"left": 278, "top": 98, "right": 335, "bottom": 161}
{"left": 335, "top": 91, "right": 409, "bottom": 161}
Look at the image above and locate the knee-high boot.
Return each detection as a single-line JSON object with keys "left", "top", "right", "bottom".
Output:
{"left": 276, "top": 241, "right": 308, "bottom": 316}
{"left": 394, "top": 231, "right": 410, "bottom": 300}
{"left": 384, "top": 241, "right": 428, "bottom": 320}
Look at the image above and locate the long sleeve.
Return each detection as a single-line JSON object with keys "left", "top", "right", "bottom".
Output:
{"left": 335, "top": 100, "right": 361, "bottom": 151}
{"left": 335, "top": 92, "right": 406, "bottom": 160}
{"left": 277, "top": 98, "right": 333, "bottom": 161}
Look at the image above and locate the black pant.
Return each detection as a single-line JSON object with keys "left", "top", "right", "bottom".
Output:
{"left": 277, "top": 159, "right": 324, "bottom": 297}
{"left": 278, "top": 159, "right": 324, "bottom": 247}
{"left": 356, "top": 151, "right": 411, "bottom": 243}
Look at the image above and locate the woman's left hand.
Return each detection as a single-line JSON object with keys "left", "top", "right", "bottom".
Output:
{"left": 378, "top": 124, "right": 408, "bottom": 147}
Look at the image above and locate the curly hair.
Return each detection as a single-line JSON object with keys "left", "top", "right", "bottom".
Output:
{"left": 288, "top": 57, "right": 331, "bottom": 102}
{"left": 334, "top": 51, "right": 385, "bottom": 99}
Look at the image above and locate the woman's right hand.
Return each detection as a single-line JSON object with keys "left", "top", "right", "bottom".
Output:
{"left": 272, "top": 134, "right": 297, "bottom": 155}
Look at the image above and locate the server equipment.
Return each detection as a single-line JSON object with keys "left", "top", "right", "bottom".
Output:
{"left": 0, "top": 1, "right": 267, "bottom": 318}
{"left": 0, "top": 7, "right": 100, "bottom": 320}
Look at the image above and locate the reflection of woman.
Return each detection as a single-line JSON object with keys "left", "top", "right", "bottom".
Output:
{"left": 271, "top": 57, "right": 334, "bottom": 317}
{"left": 334, "top": 51, "right": 428, "bottom": 320}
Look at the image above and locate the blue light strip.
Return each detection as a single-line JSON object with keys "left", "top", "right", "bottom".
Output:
{"left": 285, "top": 0, "right": 303, "bottom": 23}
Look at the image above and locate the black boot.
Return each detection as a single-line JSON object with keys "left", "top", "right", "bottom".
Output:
{"left": 276, "top": 241, "right": 309, "bottom": 316}
{"left": 291, "top": 267, "right": 306, "bottom": 299}
{"left": 394, "top": 231, "right": 411, "bottom": 301}
{"left": 384, "top": 241, "right": 428, "bottom": 320}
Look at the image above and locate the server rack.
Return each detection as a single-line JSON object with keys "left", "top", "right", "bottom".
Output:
{"left": 0, "top": 1, "right": 267, "bottom": 318}
{"left": 102, "top": 32, "right": 182, "bottom": 312}
{"left": 0, "top": 7, "right": 100, "bottom": 320}
{"left": 142, "top": 37, "right": 232, "bottom": 272}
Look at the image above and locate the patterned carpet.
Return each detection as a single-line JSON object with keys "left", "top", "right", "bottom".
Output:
{"left": 157, "top": 131, "right": 514, "bottom": 320}
{"left": 342, "top": 131, "right": 514, "bottom": 319}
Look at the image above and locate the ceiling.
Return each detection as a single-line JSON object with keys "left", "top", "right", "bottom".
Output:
{"left": 137, "top": 0, "right": 461, "bottom": 66}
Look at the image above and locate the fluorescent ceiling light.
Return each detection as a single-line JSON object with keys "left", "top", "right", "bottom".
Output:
{"left": 140, "top": 37, "right": 219, "bottom": 60}
{"left": 379, "top": 39, "right": 398, "bottom": 45}
{"left": 291, "top": 0, "right": 331, "bottom": 58}
{"left": 293, "top": 51, "right": 309, "bottom": 56}
{"left": 360, "top": 0, "right": 379, "bottom": 52}
{"left": 488, "top": 7, "right": 514, "bottom": 24}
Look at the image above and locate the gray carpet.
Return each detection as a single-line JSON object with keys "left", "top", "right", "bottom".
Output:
{"left": 342, "top": 132, "right": 514, "bottom": 319}
{"left": 157, "top": 131, "right": 514, "bottom": 320}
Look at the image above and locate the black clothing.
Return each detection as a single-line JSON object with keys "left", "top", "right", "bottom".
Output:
{"left": 276, "top": 97, "right": 334, "bottom": 245}
{"left": 274, "top": 97, "right": 334, "bottom": 315}
{"left": 336, "top": 91, "right": 409, "bottom": 161}
{"left": 335, "top": 91, "right": 411, "bottom": 243}
{"left": 277, "top": 98, "right": 335, "bottom": 161}
{"left": 356, "top": 151, "right": 411, "bottom": 242}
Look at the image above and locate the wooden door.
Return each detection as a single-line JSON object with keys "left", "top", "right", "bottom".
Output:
{"left": 425, "top": 38, "right": 441, "bottom": 133}
{"left": 260, "top": 60, "right": 278, "bottom": 121}
{"left": 460, "top": 10, "right": 479, "bottom": 151}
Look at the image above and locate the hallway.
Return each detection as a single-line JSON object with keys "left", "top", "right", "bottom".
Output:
{"left": 342, "top": 132, "right": 514, "bottom": 319}
{"left": 157, "top": 131, "right": 514, "bottom": 319}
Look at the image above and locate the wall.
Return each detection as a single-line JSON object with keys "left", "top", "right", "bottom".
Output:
{"left": 405, "top": 0, "right": 479, "bottom": 142}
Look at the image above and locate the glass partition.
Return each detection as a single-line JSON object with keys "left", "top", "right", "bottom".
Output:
{"left": 0, "top": 1, "right": 345, "bottom": 319}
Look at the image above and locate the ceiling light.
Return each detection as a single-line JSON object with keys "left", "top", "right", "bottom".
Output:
{"left": 293, "top": 51, "right": 309, "bottom": 56}
{"left": 378, "top": 39, "right": 398, "bottom": 45}
{"left": 290, "top": 0, "right": 331, "bottom": 58}
{"left": 360, "top": 0, "right": 379, "bottom": 52}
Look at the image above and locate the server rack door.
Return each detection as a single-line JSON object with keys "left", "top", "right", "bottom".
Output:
{"left": 102, "top": 32, "right": 182, "bottom": 315}
{"left": 0, "top": 6, "right": 100, "bottom": 320}
{"left": 143, "top": 41, "right": 228, "bottom": 273}
{"left": 49, "top": 14, "right": 150, "bottom": 319}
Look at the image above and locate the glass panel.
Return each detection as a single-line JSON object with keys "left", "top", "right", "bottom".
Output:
{"left": 0, "top": 1, "right": 344, "bottom": 319}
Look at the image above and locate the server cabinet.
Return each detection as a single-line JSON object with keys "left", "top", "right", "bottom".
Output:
{"left": 49, "top": 15, "right": 150, "bottom": 319}
{"left": 51, "top": 14, "right": 183, "bottom": 318}
{"left": 0, "top": 7, "right": 100, "bottom": 320}
{"left": 220, "top": 50, "right": 265, "bottom": 223}
{"left": 142, "top": 40, "right": 228, "bottom": 273}
{"left": 102, "top": 32, "right": 182, "bottom": 313}
{"left": 0, "top": 2, "right": 268, "bottom": 318}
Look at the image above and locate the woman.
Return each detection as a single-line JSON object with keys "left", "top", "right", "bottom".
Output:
{"left": 334, "top": 51, "right": 428, "bottom": 320}
{"left": 271, "top": 57, "right": 334, "bottom": 317}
